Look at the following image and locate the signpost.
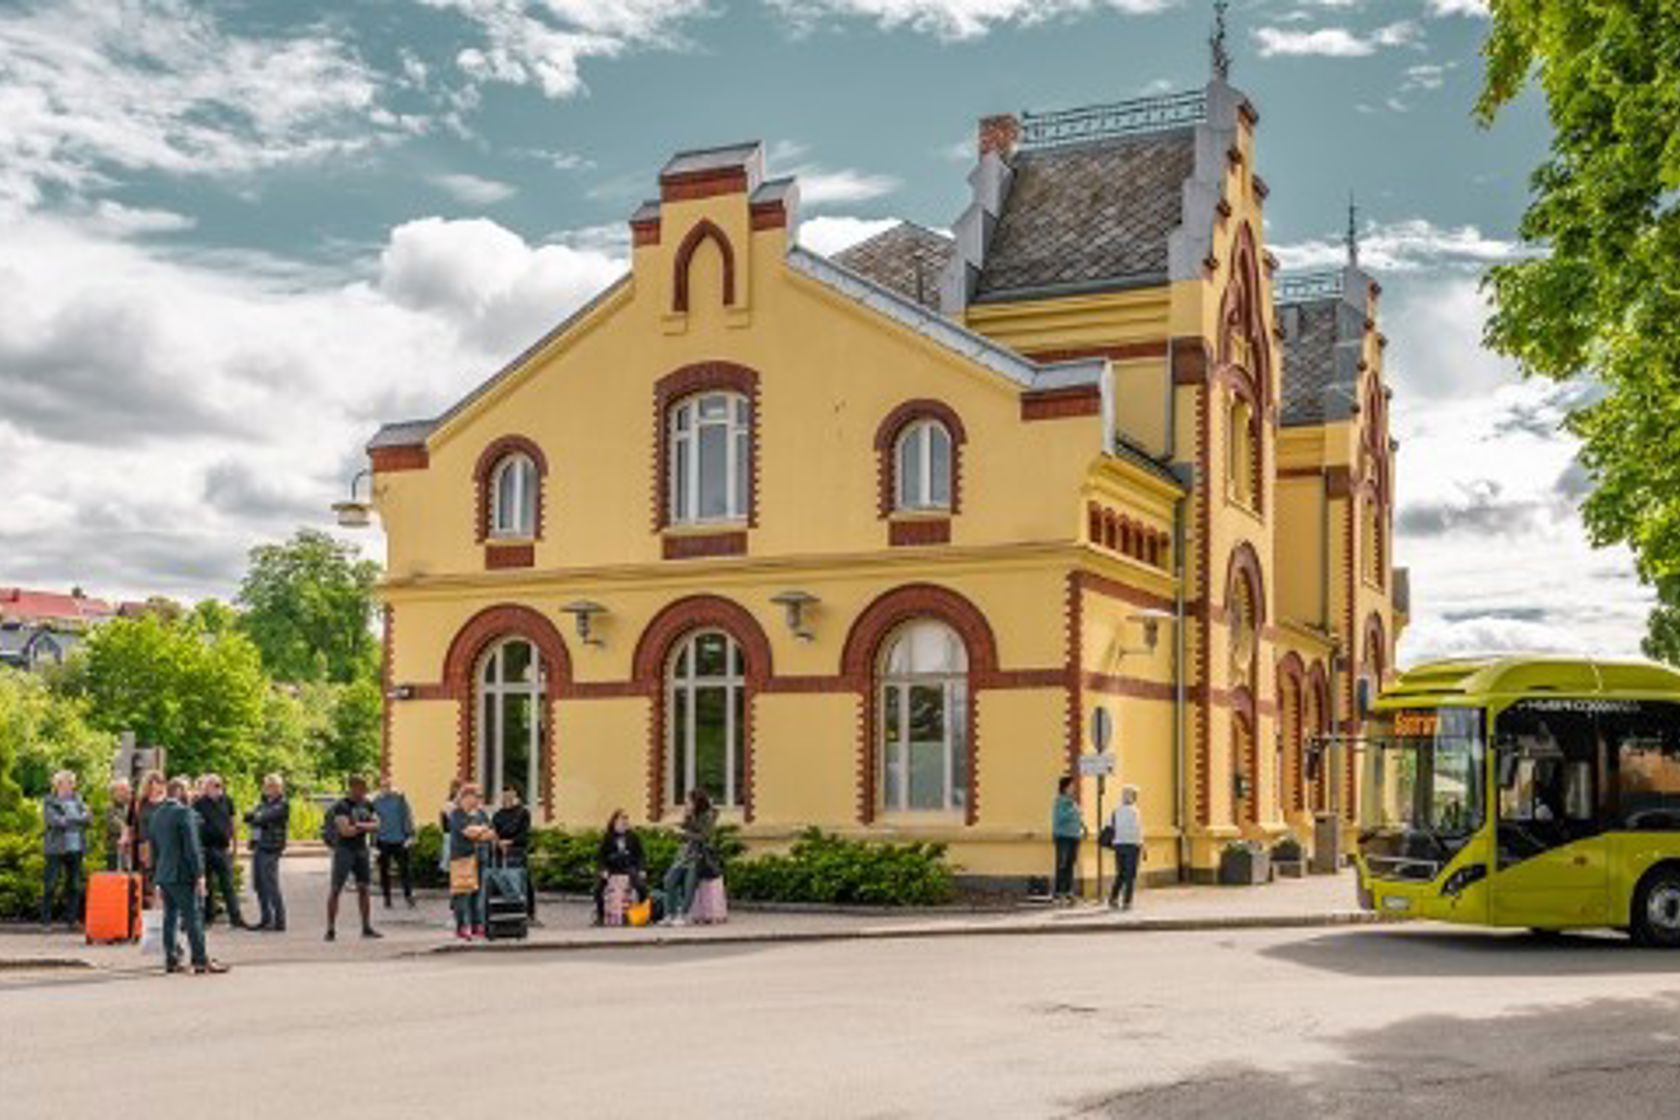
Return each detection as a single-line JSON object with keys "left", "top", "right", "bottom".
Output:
{"left": 1088, "top": 706, "right": 1114, "bottom": 901}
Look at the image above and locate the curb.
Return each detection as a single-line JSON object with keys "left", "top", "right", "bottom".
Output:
{"left": 417, "top": 909, "right": 1393, "bottom": 958}
{"left": 0, "top": 957, "right": 95, "bottom": 972}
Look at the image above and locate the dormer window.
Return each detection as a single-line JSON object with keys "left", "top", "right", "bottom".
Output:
{"left": 895, "top": 419, "right": 952, "bottom": 511}
{"left": 670, "top": 391, "right": 750, "bottom": 524}
{"left": 490, "top": 453, "right": 538, "bottom": 539}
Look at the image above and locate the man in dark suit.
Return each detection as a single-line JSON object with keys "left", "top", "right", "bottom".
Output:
{"left": 148, "top": 778, "right": 229, "bottom": 975}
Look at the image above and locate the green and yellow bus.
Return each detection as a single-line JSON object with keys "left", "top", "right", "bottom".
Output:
{"left": 1353, "top": 656, "right": 1680, "bottom": 946}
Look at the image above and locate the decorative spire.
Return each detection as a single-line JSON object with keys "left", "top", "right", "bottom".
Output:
{"left": 1345, "top": 191, "right": 1360, "bottom": 268}
{"left": 1210, "top": 0, "right": 1232, "bottom": 82}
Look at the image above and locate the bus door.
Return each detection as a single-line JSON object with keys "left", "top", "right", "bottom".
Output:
{"left": 1490, "top": 702, "right": 1609, "bottom": 927}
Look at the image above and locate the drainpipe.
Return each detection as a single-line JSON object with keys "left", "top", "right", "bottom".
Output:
{"left": 1170, "top": 466, "right": 1192, "bottom": 882}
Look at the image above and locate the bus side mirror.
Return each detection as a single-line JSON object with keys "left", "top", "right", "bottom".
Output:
{"left": 1496, "top": 743, "right": 1520, "bottom": 790}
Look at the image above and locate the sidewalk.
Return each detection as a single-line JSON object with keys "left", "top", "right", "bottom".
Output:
{"left": 1, "top": 861, "right": 1377, "bottom": 975}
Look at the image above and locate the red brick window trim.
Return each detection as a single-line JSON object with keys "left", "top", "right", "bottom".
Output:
{"left": 672, "top": 219, "right": 736, "bottom": 314}
{"left": 653, "top": 362, "right": 761, "bottom": 535}
{"left": 473, "top": 435, "right": 548, "bottom": 545}
{"left": 874, "top": 400, "right": 967, "bottom": 519}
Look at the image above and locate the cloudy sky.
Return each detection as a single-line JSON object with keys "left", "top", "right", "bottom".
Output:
{"left": 0, "top": 0, "right": 1648, "bottom": 665}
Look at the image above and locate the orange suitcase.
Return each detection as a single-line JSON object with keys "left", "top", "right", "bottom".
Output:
{"left": 85, "top": 871, "right": 141, "bottom": 944}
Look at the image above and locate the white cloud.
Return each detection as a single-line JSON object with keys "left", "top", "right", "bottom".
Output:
{"left": 1425, "top": 0, "right": 1487, "bottom": 16}
{"left": 428, "top": 171, "right": 520, "bottom": 205}
{"left": 1253, "top": 20, "right": 1420, "bottom": 58}
{"left": 767, "top": 0, "right": 1176, "bottom": 42}
{"left": 79, "top": 201, "right": 197, "bottom": 237}
{"left": 0, "top": 0, "right": 392, "bottom": 212}
{"left": 0, "top": 211, "right": 627, "bottom": 602}
{"left": 1272, "top": 218, "right": 1527, "bottom": 274}
{"left": 796, "top": 169, "right": 901, "bottom": 205}
{"left": 796, "top": 215, "right": 903, "bottom": 255}
{"left": 420, "top": 0, "right": 712, "bottom": 100}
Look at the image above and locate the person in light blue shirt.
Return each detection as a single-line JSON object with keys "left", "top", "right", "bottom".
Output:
{"left": 372, "top": 777, "right": 416, "bottom": 909}
{"left": 41, "top": 770, "right": 91, "bottom": 929}
{"left": 1051, "top": 775, "right": 1085, "bottom": 903}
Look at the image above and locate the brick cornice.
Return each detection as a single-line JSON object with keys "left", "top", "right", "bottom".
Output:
{"left": 1021, "top": 384, "right": 1101, "bottom": 421}
{"left": 888, "top": 518, "right": 951, "bottom": 547}
{"left": 659, "top": 167, "right": 748, "bottom": 203}
{"left": 371, "top": 445, "right": 428, "bottom": 472}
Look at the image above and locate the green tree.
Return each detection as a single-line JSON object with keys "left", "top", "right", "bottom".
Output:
{"left": 1476, "top": 3, "right": 1680, "bottom": 657}
{"left": 0, "top": 672, "right": 36, "bottom": 834}
{"left": 301, "top": 678, "right": 382, "bottom": 784}
{"left": 0, "top": 669, "right": 110, "bottom": 798}
{"left": 68, "top": 614, "right": 267, "bottom": 777}
{"left": 237, "top": 529, "right": 380, "bottom": 684}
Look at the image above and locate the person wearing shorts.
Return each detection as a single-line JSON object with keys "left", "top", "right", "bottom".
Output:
{"left": 325, "top": 776, "right": 382, "bottom": 942}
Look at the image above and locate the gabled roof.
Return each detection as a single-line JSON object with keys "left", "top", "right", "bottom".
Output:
{"left": 0, "top": 587, "right": 117, "bottom": 626}
{"left": 832, "top": 222, "right": 954, "bottom": 313}
{"left": 1277, "top": 267, "right": 1371, "bottom": 427}
{"left": 975, "top": 128, "right": 1196, "bottom": 302}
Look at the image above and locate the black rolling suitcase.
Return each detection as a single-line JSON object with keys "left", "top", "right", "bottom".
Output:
{"left": 482, "top": 849, "right": 529, "bottom": 941}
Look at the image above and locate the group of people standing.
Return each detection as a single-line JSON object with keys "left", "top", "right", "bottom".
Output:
{"left": 435, "top": 778, "right": 537, "bottom": 941}
{"left": 1051, "top": 776, "right": 1144, "bottom": 910}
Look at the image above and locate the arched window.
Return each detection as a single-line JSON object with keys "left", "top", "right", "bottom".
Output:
{"left": 668, "top": 630, "right": 745, "bottom": 807}
{"left": 1362, "top": 498, "right": 1385, "bottom": 587}
{"left": 895, "top": 420, "right": 952, "bottom": 511}
{"left": 1229, "top": 574, "right": 1257, "bottom": 689}
{"left": 878, "top": 620, "right": 969, "bottom": 814}
{"left": 477, "top": 639, "right": 543, "bottom": 806}
{"left": 1228, "top": 397, "right": 1256, "bottom": 508}
{"left": 490, "top": 453, "right": 538, "bottom": 539}
{"left": 669, "top": 392, "right": 750, "bottom": 524}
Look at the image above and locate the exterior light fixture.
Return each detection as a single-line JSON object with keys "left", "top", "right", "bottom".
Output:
{"left": 771, "top": 590, "right": 819, "bottom": 641}
{"left": 1118, "top": 608, "right": 1174, "bottom": 658}
{"left": 561, "top": 600, "right": 608, "bottom": 648}
{"left": 387, "top": 684, "right": 416, "bottom": 701}
{"left": 333, "top": 469, "right": 374, "bottom": 529}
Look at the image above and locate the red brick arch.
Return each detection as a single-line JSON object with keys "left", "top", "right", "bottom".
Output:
{"left": 652, "top": 361, "right": 761, "bottom": 533}
{"left": 873, "top": 399, "right": 968, "bottom": 517}
{"left": 842, "top": 584, "right": 1000, "bottom": 827}
{"left": 439, "top": 603, "right": 573, "bottom": 819}
{"left": 1276, "top": 652, "right": 1307, "bottom": 813}
{"left": 472, "top": 435, "right": 548, "bottom": 544}
{"left": 631, "top": 595, "right": 774, "bottom": 824}
{"left": 672, "top": 218, "right": 736, "bottom": 313}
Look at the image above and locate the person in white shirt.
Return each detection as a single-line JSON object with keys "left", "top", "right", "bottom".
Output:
{"left": 1106, "top": 785, "right": 1144, "bottom": 910}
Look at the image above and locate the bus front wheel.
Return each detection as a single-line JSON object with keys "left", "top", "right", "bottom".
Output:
{"left": 1631, "top": 867, "right": 1680, "bottom": 949}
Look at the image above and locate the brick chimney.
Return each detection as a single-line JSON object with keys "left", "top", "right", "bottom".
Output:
{"left": 978, "top": 113, "right": 1020, "bottom": 159}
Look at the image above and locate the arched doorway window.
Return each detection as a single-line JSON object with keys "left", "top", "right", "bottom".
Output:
{"left": 668, "top": 630, "right": 745, "bottom": 807}
{"left": 477, "top": 638, "right": 543, "bottom": 805}
{"left": 879, "top": 620, "right": 969, "bottom": 814}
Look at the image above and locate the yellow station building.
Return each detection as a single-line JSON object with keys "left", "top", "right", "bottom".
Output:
{"left": 367, "top": 65, "right": 1407, "bottom": 886}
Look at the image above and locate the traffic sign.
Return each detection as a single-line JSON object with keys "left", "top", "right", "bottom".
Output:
{"left": 1078, "top": 753, "right": 1116, "bottom": 777}
{"left": 1090, "top": 706, "right": 1114, "bottom": 753}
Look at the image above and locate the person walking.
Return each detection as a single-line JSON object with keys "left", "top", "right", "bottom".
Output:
{"left": 41, "top": 771, "right": 91, "bottom": 930}
{"left": 1106, "top": 785, "right": 1144, "bottom": 911}
{"left": 593, "top": 809, "right": 646, "bottom": 926}
{"left": 244, "top": 774, "right": 289, "bottom": 933}
{"left": 325, "top": 776, "right": 382, "bottom": 942}
{"left": 491, "top": 786, "right": 536, "bottom": 924}
{"left": 148, "top": 777, "right": 228, "bottom": 975}
{"left": 104, "top": 779, "right": 131, "bottom": 872}
{"left": 371, "top": 777, "right": 416, "bottom": 910}
{"left": 194, "top": 774, "right": 246, "bottom": 929}
{"left": 1051, "top": 775, "right": 1084, "bottom": 904}
{"left": 660, "top": 788, "right": 716, "bottom": 927}
{"left": 446, "top": 784, "right": 497, "bottom": 941}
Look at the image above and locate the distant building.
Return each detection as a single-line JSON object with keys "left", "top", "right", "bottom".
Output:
{"left": 0, "top": 586, "right": 138, "bottom": 670}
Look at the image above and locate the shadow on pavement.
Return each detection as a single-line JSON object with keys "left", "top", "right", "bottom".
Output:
{"left": 1260, "top": 926, "right": 1680, "bottom": 979}
{"left": 1072, "top": 992, "right": 1680, "bottom": 1120}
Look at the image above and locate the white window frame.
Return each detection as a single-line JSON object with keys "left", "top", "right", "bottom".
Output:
{"left": 668, "top": 630, "right": 744, "bottom": 807}
{"left": 669, "top": 392, "right": 750, "bottom": 525}
{"left": 895, "top": 420, "right": 953, "bottom": 512}
{"left": 878, "top": 621, "right": 969, "bottom": 816}
{"left": 477, "top": 639, "right": 543, "bottom": 809}
{"left": 490, "top": 453, "right": 537, "bottom": 539}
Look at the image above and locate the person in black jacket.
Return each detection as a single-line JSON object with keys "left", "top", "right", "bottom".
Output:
{"left": 195, "top": 774, "right": 246, "bottom": 929}
{"left": 594, "top": 808, "right": 646, "bottom": 926}
{"left": 491, "top": 786, "right": 537, "bottom": 923}
{"left": 243, "top": 774, "right": 290, "bottom": 932}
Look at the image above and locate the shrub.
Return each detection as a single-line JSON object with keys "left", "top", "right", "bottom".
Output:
{"left": 727, "top": 829, "right": 954, "bottom": 906}
{"left": 1272, "top": 836, "right": 1304, "bottom": 861}
{"left": 0, "top": 833, "right": 44, "bottom": 921}
{"left": 411, "top": 823, "right": 446, "bottom": 889}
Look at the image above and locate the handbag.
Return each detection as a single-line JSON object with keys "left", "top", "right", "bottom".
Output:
{"left": 626, "top": 898, "right": 653, "bottom": 928}
{"left": 1098, "top": 825, "right": 1116, "bottom": 848}
{"left": 448, "top": 855, "right": 479, "bottom": 895}
{"left": 138, "top": 909, "right": 163, "bottom": 956}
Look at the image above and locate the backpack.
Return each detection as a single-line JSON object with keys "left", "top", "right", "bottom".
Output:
{"left": 320, "top": 805, "right": 341, "bottom": 848}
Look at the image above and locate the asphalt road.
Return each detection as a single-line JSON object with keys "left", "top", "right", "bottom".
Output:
{"left": 3, "top": 925, "right": 1677, "bottom": 1119}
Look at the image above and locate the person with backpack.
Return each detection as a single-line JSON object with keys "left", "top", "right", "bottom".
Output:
{"left": 244, "top": 774, "right": 289, "bottom": 932}
{"left": 1051, "top": 775, "right": 1084, "bottom": 904}
{"left": 1106, "top": 785, "right": 1144, "bottom": 911}
{"left": 324, "top": 776, "right": 382, "bottom": 942}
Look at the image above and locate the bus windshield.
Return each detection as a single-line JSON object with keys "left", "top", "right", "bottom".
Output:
{"left": 1360, "top": 706, "right": 1486, "bottom": 874}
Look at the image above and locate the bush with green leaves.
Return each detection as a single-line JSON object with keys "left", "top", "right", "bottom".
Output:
{"left": 0, "top": 832, "right": 45, "bottom": 920}
{"left": 727, "top": 829, "right": 954, "bottom": 906}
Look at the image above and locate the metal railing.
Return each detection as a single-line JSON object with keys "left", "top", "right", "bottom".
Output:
{"left": 1274, "top": 270, "right": 1345, "bottom": 305}
{"left": 1019, "top": 89, "right": 1207, "bottom": 149}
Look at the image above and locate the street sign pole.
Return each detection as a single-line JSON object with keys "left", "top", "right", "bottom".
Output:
{"left": 1089, "top": 707, "right": 1113, "bottom": 904}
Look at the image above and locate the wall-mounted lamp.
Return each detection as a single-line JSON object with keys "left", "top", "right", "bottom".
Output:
{"left": 1117, "top": 608, "right": 1174, "bottom": 659}
{"left": 771, "top": 590, "right": 819, "bottom": 641}
{"left": 561, "top": 600, "right": 608, "bottom": 648}
{"left": 386, "top": 684, "right": 416, "bottom": 702}
{"left": 333, "top": 468, "right": 374, "bottom": 529}
{"left": 1233, "top": 772, "right": 1251, "bottom": 801}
